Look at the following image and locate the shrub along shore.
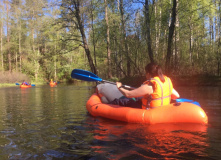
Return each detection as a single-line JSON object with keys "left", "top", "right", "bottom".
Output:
{"left": 0, "top": 82, "right": 45, "bottom": 88}
{"left": 0, "top": 83, "right": 17, "bottom": 88}
{"left": 1, "top": 74, "right": 221, "bottom": 88}
{"left": 120, "top": 75, "right": 221, "bottom": 87}
{"left": 0, "top": 71, "right": 50, "bottom": 88}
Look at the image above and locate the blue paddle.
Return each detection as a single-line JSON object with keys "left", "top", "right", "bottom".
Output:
{"left": 15, "top": 83, "right": 35, "bottom": 86}
{"left": 176, "top": 98, "right": 200, "bottom": 106}
{"left": 71, "top": 69, "right": 133, "bottom": 89}
{"left": 71, "top": 69, "right": 201, "bottom": 106}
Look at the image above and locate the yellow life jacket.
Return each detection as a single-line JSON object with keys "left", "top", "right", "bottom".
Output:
{"left": 142, "top": 76, "right": 173, "bottom": 109}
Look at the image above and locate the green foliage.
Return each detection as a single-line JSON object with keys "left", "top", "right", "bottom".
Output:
{"left": 0, "top": 0, "right": 220, "bottom": 84}
{"left": 0, "top": 71, "right": 30, "bottom": 83}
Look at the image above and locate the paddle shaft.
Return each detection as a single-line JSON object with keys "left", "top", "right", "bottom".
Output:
{"left": 102, "top": 80, "right": 135, "bottom": 89}
{"left": 71, "top": 69, "right": 135, "bottom": 89}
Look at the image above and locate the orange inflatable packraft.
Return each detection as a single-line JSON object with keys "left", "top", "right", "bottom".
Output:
{"left": 86, "top": 93, "right": 208, "bottom": 124}
{"left": 49, "top": 82, "right": 57, "bottom": 87}
{"left": 20, "top": 85, "right": 32, "bottom": 88}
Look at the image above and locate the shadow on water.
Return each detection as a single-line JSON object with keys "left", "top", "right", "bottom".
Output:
{"left": 0, "top": 84, "right": 221, "bottom": 159}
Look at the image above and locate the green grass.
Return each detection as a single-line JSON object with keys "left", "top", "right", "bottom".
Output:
{"left": 0, "top": 82, "right": 47, "bottom": 88}
{"left": 0, "top": 83, "right": 18, "bottom": 88}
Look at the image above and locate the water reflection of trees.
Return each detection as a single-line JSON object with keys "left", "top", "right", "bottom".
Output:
{"left": 87, "top": 119, "right": 209, "bottom": 159}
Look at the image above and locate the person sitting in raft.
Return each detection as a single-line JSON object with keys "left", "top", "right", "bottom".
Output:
{"left": 22, "top": 80, "right": 29, "bottom": 85}
{"left": 109, "top": 62, "right": 180, "bottom": 109}
{"left": 50, "top": 79, "right": 56, "bottom": 83}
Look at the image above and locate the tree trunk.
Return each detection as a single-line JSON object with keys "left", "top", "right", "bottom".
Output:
{"left": 16, "top": 52, "right": 17, "bottom": 71}
{"left": 19, "top": 19, "right": 21, "bottom": 72}
{"left": 217, "top": 0, "right": 221, "bottom": 76}
{"left": 209, "top": 17, "right": 214, "bottom": 44}
{"left": 6, "top": 0, "right": 11, "bottom": 72}
{"left": 32, "top": 26, "right": 37, "bottom": 79}
{"left": 174, "top": 0, "right": 179, "bottom": 71}
{"left": 215, "top": 0, "right": 218, "bottom": 42}
{"left": 0, "top": 15, "right": 3, "bottom": 71}
{"left": 189, "top": 24, "right": 193, "bottom": 65}
{"left": 54, "top": 56, "right": 57, "bottom": 80}
{"left": 165, "top": 0, "right": 177, "bottom": 73}
{"left": 120, "top": 0, "right": 130, "bottom": 76}
{"left": 154, "top": 0, "right": 159, "bottom": 57}
{"left": 74, "top": 1, "right": 97, "bottom": 75}
{"left": 91, "top": 1, "right": 96, "bottom": 68}
{"left": 104, "top": 0, "right": 112, "bottom": 78}
{"left": 144, "top": 0, "right": 154, "bottom": 63}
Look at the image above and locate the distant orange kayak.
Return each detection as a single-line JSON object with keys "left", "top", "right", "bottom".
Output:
{"left": 86, "top": 93, "right": 208, "bottom": 124}
{"left": 49, "top": 82, "right": 57, "bottom": 86}
{"left": 20, "top": 85, "right": 32, "bottom": 88}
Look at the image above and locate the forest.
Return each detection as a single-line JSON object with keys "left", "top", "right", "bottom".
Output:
{"left": 0, "top": 0, "right": 220, "bottom": 83}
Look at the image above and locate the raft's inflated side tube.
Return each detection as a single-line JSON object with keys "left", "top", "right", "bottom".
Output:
{"left": 86, "top": 93, "right": 208, "bottom": 124}
{"left": 20, "top": 85, "right": 32, "bottom": 88}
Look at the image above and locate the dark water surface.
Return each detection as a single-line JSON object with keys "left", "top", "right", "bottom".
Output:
{"left": 0, "top": 84, "right": 221, "bottom": 160}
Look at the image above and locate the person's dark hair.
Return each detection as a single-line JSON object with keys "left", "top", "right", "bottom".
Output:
{"left": 145, "top": 62, "right": 165, "bottom": 82}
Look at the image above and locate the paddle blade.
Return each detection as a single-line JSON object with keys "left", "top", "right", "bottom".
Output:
{"left": 71, "top": 69, "right": 102, "bottom": 82}
{"left": 15, "top": 83, "right": 20, "bottom": 85}
{"left": 176, "top": 98, "right": 201, "bottom": 107}
{"left": 31, "top": 84, "right": 35, "bottom": 86}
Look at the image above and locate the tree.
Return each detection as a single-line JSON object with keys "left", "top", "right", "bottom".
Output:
{"left": 0, "top": 1, "right": 4, "bottom": 71}
{"left": 165, "top": 0, "right": 177, "bottom": 73}
{"left": 120, "top": 0, "right": 131, "bottom": 77}
{"left": 144, "top": 0, "right": 154, "bottom": 63}
{"left": 104, "top": 0, "right": 112, "bottom": 78}
{"left": 5, "top": 0, "right": 11, "bottom": 72}
{"left": 60, "top": 0, "right": 97, "bottom": 75}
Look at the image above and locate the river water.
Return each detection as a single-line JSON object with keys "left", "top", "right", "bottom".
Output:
{"left": 0, "top": 83, "right": 220, "bottom": 160}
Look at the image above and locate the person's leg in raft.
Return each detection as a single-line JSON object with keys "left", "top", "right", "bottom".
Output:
{"left": 109, "top": 97, "right": 142, "bottom": 108}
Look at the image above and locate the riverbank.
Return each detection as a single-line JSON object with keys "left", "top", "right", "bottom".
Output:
{"left": 0, "top": 83, "right": 17, "bottom": 88}
{"left": 0, "top": 82, "right": 46, "bottom": 88}
{"left": 120, "top": 75, "right": 221, "bottom": 87}
{"left": 172, "top": 75, "right": 221, "bottom": 86}
{"left": 1, "top": 75, "right": 221, "bottom": 88}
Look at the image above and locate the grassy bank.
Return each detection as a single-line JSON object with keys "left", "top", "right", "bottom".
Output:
{"left": 0, "top": 83, "right": 18, "bottom": 88}
{"left": 0, "top": 71, "right": 50, "bottom": 88}
{"left": 0, "top": 82, "right": 46, "bottom": 88}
